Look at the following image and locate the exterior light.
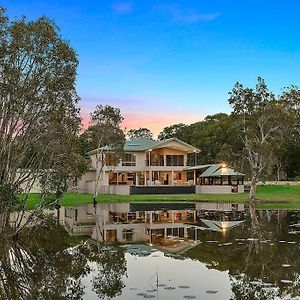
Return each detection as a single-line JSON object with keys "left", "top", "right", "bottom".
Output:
{"left": 222, "top": 163, "right": 226, "bottom": 168}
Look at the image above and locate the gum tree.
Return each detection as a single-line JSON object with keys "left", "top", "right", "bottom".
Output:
{"left": 0, "top": 8, "right": 83, "bottom": 232}
{"left": 80, "top": 105, "right": 125, "bottom": 203}
{"left": 228, "top": 78, "right": 300, "bottom": 203}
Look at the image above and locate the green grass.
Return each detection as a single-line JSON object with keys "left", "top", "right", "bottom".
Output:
{"left": 25, "top": 185, "right": 300, "bottom": 210}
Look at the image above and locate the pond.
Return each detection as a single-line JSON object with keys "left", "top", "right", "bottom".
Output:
{"left": 1, "top": 202, "right": 300, "bottom": 299}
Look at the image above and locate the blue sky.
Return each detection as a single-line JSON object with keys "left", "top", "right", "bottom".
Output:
{"left": 3, "top": 0, "right": 300, "bottom": 133}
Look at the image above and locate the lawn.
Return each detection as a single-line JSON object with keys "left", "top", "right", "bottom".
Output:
{"left": 25, "top": 185, "right": 300, "bottom": 210}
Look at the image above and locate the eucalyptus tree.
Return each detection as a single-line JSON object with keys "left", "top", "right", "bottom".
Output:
{"left": 80, "top": 105, "right": 125, "bottom": 202}
{"left": 0, "top": 8, "right": 83, "bottom": 232}
{"left": 127, "top": 127, "right": 153, "bottom": 140}
{"left": 228, "top": 78, "right": 300, "bottom": 203}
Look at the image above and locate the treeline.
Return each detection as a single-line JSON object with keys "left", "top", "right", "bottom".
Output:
{"left": 157, "top": 112, "right": 300, "bottom": 181}
{"left": 121, "top": 79, "right": 300, "bottom": 183}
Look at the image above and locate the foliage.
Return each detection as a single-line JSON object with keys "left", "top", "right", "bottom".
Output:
{"left": 127, "top": 127, "right": 153, "bottom": 140}
{"left": 0, "top": 8, "right": 85, "bottom": 232}
{"left": 187, "top": 209, "right": 300, "bottom": 299}
{"left": 228, "top": 77, "right": 300, "bottom": 202}
{"left": 0, "top": 220, "right": 127, "bottom": 299}
{"left": 157, "top": 123, "right": 186, "bottom": 140}
{"left": 79, "top": 105, "right": 125, "bottom": 200}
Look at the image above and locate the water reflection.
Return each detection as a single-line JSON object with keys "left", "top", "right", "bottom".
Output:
{"left": 61, "top": 203, "right": 245, "bottom": 252}
{"left": 0, "top": 203, "right": 300, "bottom": 299}
{"left": 0, "top": 218, "right": 127, "bottom": 300}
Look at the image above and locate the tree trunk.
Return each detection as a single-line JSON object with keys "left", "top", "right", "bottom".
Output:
{"left": 249, "top": 174, "right": 257, "bottom": 204}
{"left": 277, "top": 158, "right": 287, "bottom": 181}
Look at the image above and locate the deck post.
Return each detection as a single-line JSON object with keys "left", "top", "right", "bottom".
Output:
{"left": 135, "top": 172, "right": 139, "bottom": 186}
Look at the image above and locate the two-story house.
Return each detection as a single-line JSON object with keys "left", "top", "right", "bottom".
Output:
{"left": 77, "top": 138, "right": 199, "bottom": 194}
{"left": 77, "top": 138, "right": 244, "bottom": 195}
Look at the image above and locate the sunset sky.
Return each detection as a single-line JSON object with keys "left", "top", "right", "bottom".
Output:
{"left": 4, "top": 0, "right": 300, "bottom": 135}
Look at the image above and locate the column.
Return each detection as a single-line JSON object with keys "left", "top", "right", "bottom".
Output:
{"left": 136, "top": 172, "right": 139, "bottom": 186}
{"left": 171, "top": 170, "right": 174, "bottom": 186}
{"left": 193, "top": 170, "right": 196, "bottom": 185}
{"left": 184, "top": 227, "right": 188, "bottom": 238}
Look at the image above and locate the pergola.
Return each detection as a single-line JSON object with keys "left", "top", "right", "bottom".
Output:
{"left": 185, "top": 164, "right": 244, "bottom": 186}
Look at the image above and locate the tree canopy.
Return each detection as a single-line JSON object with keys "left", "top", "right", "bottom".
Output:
{"left": 127, "top": 127, "right": 153, "bottom": 140}
{"left": 0, "top": 8, "right": 85, "bottom": 232}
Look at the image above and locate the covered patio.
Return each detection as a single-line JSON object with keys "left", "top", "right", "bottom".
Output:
{"left": 185, "top": 164, "right": 245, "bottom": 194}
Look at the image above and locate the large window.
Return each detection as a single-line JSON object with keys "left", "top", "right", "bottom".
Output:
{"left": 146, "top": 153, "right": 164, "bottom": 166}
{"left": 166, "top": 155, "right": 184, "bottom": 166}
{"left": 122, "top": 229, "right": 134, "bottom": 241}
{"left": 122, "top": 153, "right": 136, "bottom": 166}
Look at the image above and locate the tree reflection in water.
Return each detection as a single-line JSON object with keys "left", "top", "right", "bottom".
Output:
{"left": 186, "top": 206, "right": 300, "bottom": 300}
{"left": 0, "top": 216, "right": 127, "bottom": 299}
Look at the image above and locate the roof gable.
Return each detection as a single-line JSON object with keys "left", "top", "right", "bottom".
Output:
{"left": 87, "top": 138, "right": 199, "bottom": 155}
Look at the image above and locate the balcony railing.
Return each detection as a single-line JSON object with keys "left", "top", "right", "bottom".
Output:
{"left": 146, "top": 159, "right": 164, "bottom": 166}
{"left": 122, "top": 161, "right": 136, "bottom": 166}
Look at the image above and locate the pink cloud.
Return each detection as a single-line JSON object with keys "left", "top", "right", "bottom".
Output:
{"left": 80, "top": 109, "right": 203, "bottom": 137}
{"left": 122, "top": 111, "right": 203, "bottom": 136}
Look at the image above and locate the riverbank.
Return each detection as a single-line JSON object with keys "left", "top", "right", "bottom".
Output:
{"left": 25, "top": 185, "right": 300, "bottom": 210}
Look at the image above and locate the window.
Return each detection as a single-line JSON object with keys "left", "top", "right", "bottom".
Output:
{"left": 122, "top": 229, "right": 134, "bottom": 241}
{"left": 166, "top": 155, "right": 184, "bottom": 166}
{"left": 122, "top": 153, "right": 136, "bottom": 166}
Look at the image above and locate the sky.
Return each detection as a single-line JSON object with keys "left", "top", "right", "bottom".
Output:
{"left": 3, "top": 0, "right": 300, "bottom": 135}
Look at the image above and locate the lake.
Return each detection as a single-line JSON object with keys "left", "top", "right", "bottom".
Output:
{"left": 1, "top": 202, "right": 300, "bottom": 299}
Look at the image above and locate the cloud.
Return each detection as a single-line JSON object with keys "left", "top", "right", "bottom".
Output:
{"left": 154, "top": 4, "right": 220, "bottom": 24}
{"left": 111, "top": 2, "right": 133, "bottom": 15}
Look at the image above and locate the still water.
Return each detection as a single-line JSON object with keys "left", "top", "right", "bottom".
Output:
{"left": 1, "top": 203, "right": 300, "bottom": 299}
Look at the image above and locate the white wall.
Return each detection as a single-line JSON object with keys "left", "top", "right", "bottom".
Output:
{"left": 196, "top": 185, "right": 232, "bottom": 194}
{"left": 238, "top": 185, "right": 244, "bottom": 193}
{"left": 99, "top": 185, "right": 130, "bottom": 195}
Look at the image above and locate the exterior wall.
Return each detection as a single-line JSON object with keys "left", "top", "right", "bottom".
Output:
{"left": 195, "top": 203, "right": 245, "bottom": 211}
{"left": 195, "top": 185, "right": 232, "bottom": 194}
{"left": 238, "top": 185, "right": 244, "bottom": 193}
{"left": 99, "top": 185, "right": 130, "bottom": 195}
{"left": 77, "top": 170, "right": 96, "bottom": 193}
{"left": 77, "top": 170, "right": 109, "bottom": 194}
{"left": 130, "top": 186, "right": 195, "bottom": 195}
{"left": 92, "top": 223, "right": 148, "bottom": 243}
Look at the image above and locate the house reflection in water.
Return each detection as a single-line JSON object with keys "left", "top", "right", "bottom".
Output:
{"left": 61, "top": 203, "right": 245, "bottom": 249}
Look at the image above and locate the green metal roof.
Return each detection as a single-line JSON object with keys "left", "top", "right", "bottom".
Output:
{"left": 184, "top": 164, "right": 244, "bottom": 177}
{"left": 124, "top": 138, "right": 159, "bottom": 152}
{"left": 199, "top": 164, "right": 221, "bottom": 177}
{"left": 124, "top": 138, "right": 199, "bottom": 153}
{"left": 88, "top": 138, "right": 199, "bottom": 154}
{"left": 184, "top": 164, "right": 219, "bottom": 172}
{"left": 211, "top": 167, "right": 244, "bottom": 177}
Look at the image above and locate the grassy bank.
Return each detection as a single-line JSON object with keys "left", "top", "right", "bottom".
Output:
{"left": 25, "top": 185, "right": 300, "bottom": 210}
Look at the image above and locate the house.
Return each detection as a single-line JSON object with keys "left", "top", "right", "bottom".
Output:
{"left": 60, "top": 203, "right": 246, "bottom": 244}
{"left": 77, "top": 138, "right": 244, "bottom": 195}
